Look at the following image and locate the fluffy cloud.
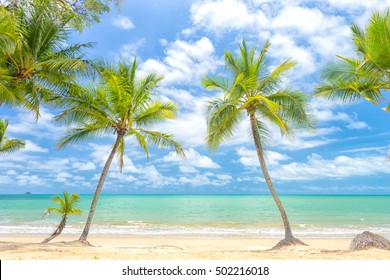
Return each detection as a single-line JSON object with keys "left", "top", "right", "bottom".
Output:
{"left": 178, "top": 172, "right": 232, "bottom": 186}
{"left": 24, "top": 140, "right": 48, "bottom": 153}
{"left": 72, "top": 161, "right": 96, "bottom": 171}
{"left": 326, "top": 0, "right": 390, "bottom": 10}
{"left": 270, "top": 154, "right": 390, "bottom": 181}
{"left": 190, "top": 0, "right": 268, "bottom": 33}
{"left": 163, "top": 148, "right": 220, "bottom": 169}
{"left": 157, "top": 96, "right": 208, "bottom": 147}
{"left": 118, "top": 39, "right": 145, "bottom": 60}
{"left": 236, "top": 147, "right": 290, "bottom": 167}
{"left": 140, "top": 37, "right": 220, "bottom": 86}
{"left": 112, "top": 16, "right": 135, "bottom": 30}
{"left": 269, "top": 33, "right": 317, "bottom": 77}
{"left": 272, "top": 6, "right": 343, "bottom": 35}
{"left": 6, "top": 107, "right": 63, "bottom": 139}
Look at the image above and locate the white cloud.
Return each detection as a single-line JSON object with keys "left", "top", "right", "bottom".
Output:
{"left": 16, "top": 173, "right": 44, "bottom": 186}
{"left": 112, "top": 16, "right": 135, "bottom": 30}
{"left": 327, "top": 0, "right": 390, "bottom": 10}
{"left": 55, "top": 172, "right": 73, "bottom": 182}
{"left": 6, "top": 107, "right": 63, "bottom": 139}
{"left": 190, "top": 0, "right": 268, "bottom": 34}
{"left": 346, "top": 121, "right": 369, "bottom": 130}
{"left": 24, "top": 140, "right": 48, "bottom": 153}
{"left": 140, "top": 37, "right": 220, "bottom": 86}
{"left": 159, "top": 39, "right": 168, "bottom": 46}
{"left": 157, "top": 96, "right": 208, "bottom": 147}
{"left": 178, "top": 172, "right": 232, "bottom": 186}
{"left": 163, "top": 148, "right": 220, "bottom": 169}
{"left": 118, "top": 39, "right": 145, "bottom": 60}
{"left": 270, "top": 153, "right": 390, "bottom": 181}
{"left": 72, "top": 161, "right": 96, "bottom": 171}
{"left": 269, "top": 33, "right": 316, "bottom": 77}
{"left": 272, "top": 6, "right": 343, "bottom": 35}
{"left": 179, "top": 165, "right": 198, "bottom": 173}
{"left": 236, "top": 147, "right": 290, "bottom": 167}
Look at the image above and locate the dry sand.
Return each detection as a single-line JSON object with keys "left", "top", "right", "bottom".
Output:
{"left": 1, "top": 235, "right": 389, "bottom": 260}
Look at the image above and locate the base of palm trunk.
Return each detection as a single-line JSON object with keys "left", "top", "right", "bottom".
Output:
{"left": 72, "top": 239, "right": 92, "bottom": 246}
{"left": 270, "top": 236, "right": 307, "bottom": 250}
{"left": 41, "top": 234, "right": 59, "bottom": 244}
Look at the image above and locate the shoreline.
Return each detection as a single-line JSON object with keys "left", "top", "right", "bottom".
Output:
{"left": 1, "top": 235, "right": 389, "bottom": 260}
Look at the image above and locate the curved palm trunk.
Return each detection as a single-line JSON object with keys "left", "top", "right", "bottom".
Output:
{"left": 79, "top": 133, "right": 123, "bottom": 242}
{"left": 41, "top": 215, "right": 67, "bottom": 243}
{"left": 249, "top": 113, "right": 305, "bottom": 248}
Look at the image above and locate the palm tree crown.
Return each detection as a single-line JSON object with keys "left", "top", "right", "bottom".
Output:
{"left": 203, "top": 39, "right": 313, "bottom": 248}
{"left": 315, "top": 8, "right": 390, "bottom": 112}
{"left": 204, "top": 39, "right": 312, "bottom": 150}
{"left": 56, "top": 58, "right": 185, "bottom": 170}
{"left": 0, "top": 0, "right": 91, "bottom": 116}
{"left": 47, "top": 191, "right": 82, "bottom": 217}
{"left": 0, "top": 118, "right": 25, "bottom": 155}
{"left": 56, "top": 58, "right": 185, "bottom": 241}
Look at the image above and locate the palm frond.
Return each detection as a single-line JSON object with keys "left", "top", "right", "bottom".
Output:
{"left": 116, "top": 136, "right": 125, "bottom": 172}
{"left": 57, "top": 124, "right": 112, "bottom": 150}
{"left": 0, "top": 119, "right": 26, "bottom": 155}
{"left": 136, "top": 128, "right": 185, "bottom": 159}
{"left": 206, "top": 97, "right": 246, "bottom": 152}
{"left": 130, "top": 129, "right": 149, "bottom": 159}
{"left": 268, "top": 89, "right": 315, "bottom": 130}
{"left": 135, "top": 101, "right": 177, "bottom": 128}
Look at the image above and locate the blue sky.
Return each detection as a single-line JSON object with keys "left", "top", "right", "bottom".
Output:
{"left": 1, "top": 0, "right": 389, "bottom": 194}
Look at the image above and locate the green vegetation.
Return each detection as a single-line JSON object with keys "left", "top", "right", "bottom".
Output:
{"left": 56, "top": 59, "right": 185, "bottom": 242}
{"left": 203, "top": 39, "right": 313, "bottom": 248}
{"left": 41, "top": 191, "right": 82, "bottom": 243}
{"left": 0, "top": 0, "right": 92, "bottom": 117}
{"left": 315, "top": 8, "right": 390, "bottom": 112}
{"left": 0, "top": 118, "right": 25, "bottom": 155}
{"left": 3, "top": 0, "right": 122, "bottom": 31}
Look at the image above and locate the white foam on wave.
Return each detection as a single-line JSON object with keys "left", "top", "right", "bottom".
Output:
{"left": 2, "top": 223, "right": 390, "bottom": 238}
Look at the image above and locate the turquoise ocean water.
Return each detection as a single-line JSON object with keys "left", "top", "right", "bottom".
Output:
{"left": 0, "top": 194, "right": 389, "bottom": 238}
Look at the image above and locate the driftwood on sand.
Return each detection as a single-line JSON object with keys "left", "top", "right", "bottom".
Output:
{"left": 349, "top": 231, "right": 390, "bottom": 251}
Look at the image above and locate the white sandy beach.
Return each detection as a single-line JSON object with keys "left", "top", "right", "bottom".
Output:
{"left": 1, "top": 235, "right": 389, "bottom": 260}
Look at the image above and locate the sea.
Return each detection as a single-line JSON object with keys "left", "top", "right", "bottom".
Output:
{"left": 0, "top": 194, "right": 389, "bottom": 239}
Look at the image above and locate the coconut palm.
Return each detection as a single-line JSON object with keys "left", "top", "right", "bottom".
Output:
{"left": 2, "top": 0, "right": 122, "bottom": 31}
{"left": 0, "top": 0, "right": 91, "bottom": 116}
{"left": 56, "top": 58, "right": 185, "bottom": 242}
{"left": 315, "top": 8, "right": 390, "bottom": 112}
{"left": 203, "top": 39, "right": 313, "bottom": 248}
{"left": 0, "top": 118, "right": 25, "bottom": 155}
{"left": 41, "top": 191, "right": 81, "bottom": 243}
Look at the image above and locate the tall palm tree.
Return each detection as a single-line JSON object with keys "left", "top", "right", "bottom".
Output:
{"left": 0, "top": 118, "right": 25, "bottom": 154}
{"left": 56, "top": 58, "right": 185, "bottom": 242}
{"left": 0, "top": 0, "right": 91, "bottom": 116}
{"left": 41, "top": 191, "right": 82, "bottom": 243}
{"left": 203, "top": 39, "right": 313, "bottom": 248}
{"left": 315, "top": 8, "right": 390, "bottom": 112}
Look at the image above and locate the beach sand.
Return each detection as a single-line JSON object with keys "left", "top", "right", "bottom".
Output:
{"left": 1, "top": 235, "right": 389, "bottom": 260}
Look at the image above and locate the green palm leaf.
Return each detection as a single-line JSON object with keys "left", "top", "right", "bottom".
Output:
{"left": 316, "top": 8, "right": 390, "bottom": 111}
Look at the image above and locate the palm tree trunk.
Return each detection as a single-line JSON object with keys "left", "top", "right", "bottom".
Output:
{"left": 41, "top": 215, "right": 67, "bottom": 243}
{"left": 249, "top": 113, "right": 305, "bottom": 247}
{"left": 79, "top": 133, "right": 123, "bottom": 242}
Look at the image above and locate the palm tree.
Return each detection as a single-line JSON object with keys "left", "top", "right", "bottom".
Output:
{"left": 2, "top": 0, "right": 122, "bottom": 31}
{"left": 203, "top": 39, "right": 313, "bottom": 249}
{"left": 41, "top": 191, "right": 82, "bottom": 243}
{"left": 315, "top": 8, "right": 390, "bottom": 112}
{"left": 0, "top": 0, "right": 91, "bottom": 116}
{"left": 56, "top": 58, "right": 185, "bottom": 242}
{"left": 0, "top": 118, "right": 25, "bottom": 154}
